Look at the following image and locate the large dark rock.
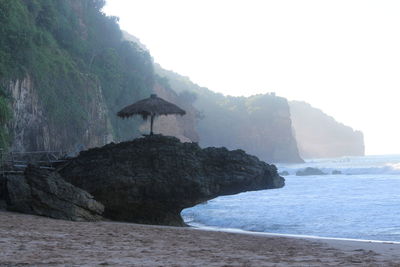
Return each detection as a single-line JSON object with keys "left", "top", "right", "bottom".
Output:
{"left": 296, "top": 167, "right": 327, "bottom": 176}
{"left": 332, "top": 170, "right": 342, "bottom": 175}
{"left": 5, "top": 165, "right": 104, "bottom": 221}
{"left": 59, "top": 135, "right": 284, "bottom": 226}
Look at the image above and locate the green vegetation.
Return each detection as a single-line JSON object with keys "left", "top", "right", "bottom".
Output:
{"left": 0, "top": 0, "right": 154, "bottom": 149}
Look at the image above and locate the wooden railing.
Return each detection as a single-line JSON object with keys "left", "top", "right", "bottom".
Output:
{"left": 0, "top": 150, "right": 69, "bottom": 174}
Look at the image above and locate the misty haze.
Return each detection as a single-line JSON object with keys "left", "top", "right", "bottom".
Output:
{"left": 0, "top": 0, "right": 399, "bottom": 266}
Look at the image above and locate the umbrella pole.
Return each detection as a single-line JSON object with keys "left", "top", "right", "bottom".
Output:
{"left": 150, "top": 114, "right": 155, "bottom": 135}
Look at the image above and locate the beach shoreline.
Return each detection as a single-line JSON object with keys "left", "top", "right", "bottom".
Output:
{"left": 1, "top": 211, "right": 400, "bottom": 266}
{"left": 187, "top": 222, "right": 400, "bottom": 244}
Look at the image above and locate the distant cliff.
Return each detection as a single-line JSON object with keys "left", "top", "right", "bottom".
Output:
{"left": 197, "top": 93, "right": 303, "bottom": 163}
{"left": 155, "top": 66, "right": 303, "bottom": 163}
{"left": 290, "top": 101, "right": 365, "bottom": 158}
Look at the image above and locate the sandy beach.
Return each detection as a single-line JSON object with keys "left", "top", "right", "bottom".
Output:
{"left": 0, "top": 211, "right": 399, "bottom": 266}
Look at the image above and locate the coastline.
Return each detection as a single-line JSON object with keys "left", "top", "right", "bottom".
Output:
{"left": 189, "top": 224, "right": 400, "bottom": 264}
{"left": 188, "top": 222, "right": 400, "bottom": 244}
{"left": 1, "top": 211, "right": 399, "bottom": 266}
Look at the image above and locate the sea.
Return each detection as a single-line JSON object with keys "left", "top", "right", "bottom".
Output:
{"left": 181, "top": 154, "right": 400, "bottom": 242}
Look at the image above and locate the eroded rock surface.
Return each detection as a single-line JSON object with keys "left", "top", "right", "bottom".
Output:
{"left": 5, "top": 165, "right": 104, "bottom": 221}
{"left": 59, "top": 135, "right": 284, "bottom": 226}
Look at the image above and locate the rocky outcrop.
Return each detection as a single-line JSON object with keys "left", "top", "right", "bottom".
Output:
{"left": 4, "top": 165, "right": 104, "bottom": 221}
{"left": 296, "top": 167, "right": 327, "bottom": 176}
{"left": 290, "top": 101, "right": 365, "bottom": 158}
{"left": 59, "top": 135, "right": 284, "bottom": 226}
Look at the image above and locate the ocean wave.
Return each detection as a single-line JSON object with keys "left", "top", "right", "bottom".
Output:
{"left": 181, "top": 168, "right": 400, "bottom": 242}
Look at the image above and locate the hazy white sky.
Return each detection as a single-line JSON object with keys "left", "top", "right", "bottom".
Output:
{"left": 104, "top": 0, "right": 400, "bottom": 155}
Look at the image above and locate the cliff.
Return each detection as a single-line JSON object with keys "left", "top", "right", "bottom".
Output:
{"left": 0, "top": 1, "right": 301, "bottom": 162}
{"left": 154, "top": 66, "right": 303, "bottom": 163}
{"left": 290, "top": 101, "right": 365, "bottom": 158}
{"left": 195, "top": 94, "right": 303, "bottom": 163}
{"left": 0, "top": 0, "right": 154, "bottom": 153}
{"left": 8, "top": 75, "right": 110, "bottom": 152}
{"left": 59, "top": 135, "right": 284, "bottom": 226}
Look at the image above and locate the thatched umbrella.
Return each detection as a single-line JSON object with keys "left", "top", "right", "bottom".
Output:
{"left": 117, "top": 94, "right": 186, "bottom": 135}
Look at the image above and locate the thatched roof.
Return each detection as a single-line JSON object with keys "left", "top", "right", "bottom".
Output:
{"left": 117, "top": 94, "right": 186, "bottom": 120}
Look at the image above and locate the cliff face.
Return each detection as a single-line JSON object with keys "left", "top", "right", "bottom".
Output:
{"left": 0, "top": 0, "right": 154, "bottom": 152}
{"left": 9, "top": 76, "right": 50, "bottom": 152}
{"left": 290, "top": 101, "right": 365, "bottom": 158}
{"left": 195, "top": 94, "right": 303, "bottom": 163}
{"left": 8, "top": 75, "right": 111, "bottom": 153}
{"left": 154, "top": 65, "right": 303, "bottom": 163}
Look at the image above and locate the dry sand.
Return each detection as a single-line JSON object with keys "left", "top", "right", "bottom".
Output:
{"left": 0, "top": 211, "right": 399, "bottom": 266}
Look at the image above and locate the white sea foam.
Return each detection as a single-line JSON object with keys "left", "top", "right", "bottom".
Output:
{"left": 387, "top": 162, "right": 400, "bottom": 170}
{"left": 182, "top": 155, "right": 400, "bottom": 242}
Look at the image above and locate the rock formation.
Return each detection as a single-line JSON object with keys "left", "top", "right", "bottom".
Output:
{"left": 8, "top": 75, "right": 112, "bottom": 153}
{"left": 290, "top": 101, "right": 365, "bottom": 158}
{"left": 59, "top": 135, "right": 284, "bottom": 226}
{"left": 4, "top": 165, "right": 104, "bottom": 221}
{"left": 154, "top": 65, "right": 304, "bottom": 163}
{"left": 296, "top": 167, "right": 327, "bottom": 176}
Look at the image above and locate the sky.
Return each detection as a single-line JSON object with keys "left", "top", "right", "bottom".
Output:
{"left": 103, "top": 0, "right": 400, "bottom": 155}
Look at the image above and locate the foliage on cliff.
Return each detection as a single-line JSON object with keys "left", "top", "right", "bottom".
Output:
{"left": 0, "top": 0, "right": 154, "bottom": 148}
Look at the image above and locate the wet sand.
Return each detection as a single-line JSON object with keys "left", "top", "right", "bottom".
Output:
{"left": 0, "top": 211, "right": 399, "bottom": 266}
